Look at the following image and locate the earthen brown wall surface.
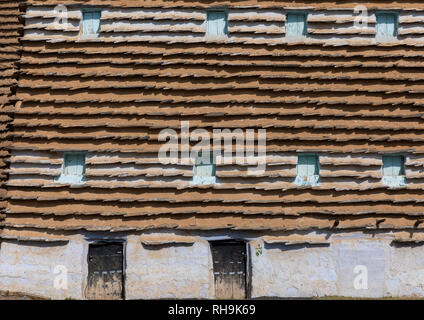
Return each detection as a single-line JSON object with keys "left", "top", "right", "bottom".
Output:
{"left": 3, "top": 1, "right": 424, "bottom": 241}
{"left": 0, "top": 0, "right": 24, "bottom": 232}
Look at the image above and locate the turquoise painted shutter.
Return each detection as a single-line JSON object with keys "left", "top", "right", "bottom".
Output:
{"left": 298, "top": 155, "right": 318, "bottom": 176}
{"left": 382, "top": 155, "right": 392, "bottom": 176}
{"left": 206, "top": 11, "right": 227, "bottom": 36}
{"left": 83, "top": 10, "right": 101, "bottom": 35}
{"left": 297, "top": 13, "right": 307, "bottom": 36}
{"left": 195, "top": 163, "right": 215, "bottom": 177}
{"left": 91, "top": 11, "right": 101, "bottom": 34}
{"left": 386, "top": 14, "right": 396, "bottom": 37}
{"left": 295, "top": 154, "right": 319, "bottom": 185}
{"left": 195, "top": 152, "right": 216, "bottom": 178}
{"left": 64, "top": 154, "right": 85, "bottom": 176}
{"left": 82, "top": 12, "right": 92, "bottom": 35}
{"left": 286, "top": 13, "right": 306, "bottom": 37}
{"left": 297, "top": 155, "right": 309, "bottom": 176}
{"left": 308, "top": 155, "right": 318, "bottom": 175}
{"left": 383, "top": 155, "right": 404, "bottom": 176}
{"left": 376, "top": 13, "right": 397, "bottom": 38}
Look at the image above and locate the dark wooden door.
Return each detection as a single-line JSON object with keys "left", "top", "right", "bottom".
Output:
{"left": 211, "top": 241, "right": 247, "bottom": 299}
{"left": 86, "top": 243, "right": 124, "bottom": 300}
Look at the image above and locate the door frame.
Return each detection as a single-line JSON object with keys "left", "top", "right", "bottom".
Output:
{"left": 208, "top": 239, "right": 251, "bottom": 299}
{"left": 85, "top": 239, "right": 126, "bottom": 300}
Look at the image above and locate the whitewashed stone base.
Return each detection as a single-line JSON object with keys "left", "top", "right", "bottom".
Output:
{"left": 125, "top": 235, "right": 212, "bottom": 299}
{"left": 0, "top": 240, "right": 87, "bottom": 299}
{"left": 1, "top": 233, "right": 424, "bottom": 299}
{"left": 251, "top": 235, "right": 424, "bottom": 298}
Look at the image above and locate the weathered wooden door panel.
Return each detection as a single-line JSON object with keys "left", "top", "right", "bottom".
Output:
{"left": 211, "top": 241, "right": 247, "bottom": 299}
{"left": 86, "top": 243, "right": 124, "bottom": 300}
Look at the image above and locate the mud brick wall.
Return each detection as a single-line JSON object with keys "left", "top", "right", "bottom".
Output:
{"left": 0, "top": 0, "right": 25, "bottom": 236}
{"left": 3, "top": 0, "right": 424, "bottom": 243}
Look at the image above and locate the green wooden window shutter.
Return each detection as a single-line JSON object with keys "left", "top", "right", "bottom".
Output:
{"left": 297, "top": 155, "right": 319, "bottom": 176}
{"left": 82, "top": 10, "right": 101, "bottom": 35}
{"left": 64, "top": 153, "right": 86, "bottom": 177}
{"left": 286, "top": 12, "right": 307, "bottom": 37}
{"left": 376, "top": 12, "right": 397, "bottom": 39}
{"left": 193, "top": 152, "right": 216, "bottom": 184}
{"left": 195, "top": 163, "right": 216, "bottom": 178}
{"left": 206, "top": 10, "right": 228, "bottom": 36}
{"left": 382, "top": 155, "right": 405, "bottom": 177}
{"left": 382, "top": 155, "right": 406, "bottom": 187}
{"left": 295, "top": 154, "right": 319, "bottom": 186}
{"left": 194, "top": 152, "right": 216, "bottom": 177}
{"left": 55, "top": 152, "right": 86, "bottom": 184}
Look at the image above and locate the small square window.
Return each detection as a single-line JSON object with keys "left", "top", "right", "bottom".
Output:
{"left": 55, "top": 152, "right": 86, "bottom": 184}
{"left": 192, "top": 151, "right": 217, "bottom": 184}
{"left": 286, "top": 12, "right": 308, "bottom": 37}
{"left": 376, "top": 12, "right": 398, "bottom": 40}
{"left": 382, "top": 155, "right": 406, "bottom": 187}
{"left": 206, "top": 10, "right": 228, "bottom": 37}
{"left": 82, "top": 9, "right": 101, "bottom": 36}
{"left": 295, "top": 154, "right": 319, "bottom": 186}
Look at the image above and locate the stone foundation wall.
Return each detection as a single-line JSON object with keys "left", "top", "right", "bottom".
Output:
{"left": 251, "top": 236, "right": 424, "bottom": 298}
{"left": 0, "top": 239, "right": 86, "bottom": 299}
{"left": 1, "top": 233, "right": 424, "bottom": 299}
{"left": 125, "top": 235, "right": 212, "bottom": 299}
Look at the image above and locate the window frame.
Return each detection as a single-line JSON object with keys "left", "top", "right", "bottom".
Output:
{"left": 192, "top": 150, "right": 217, "bottom": 185}
{"left": 375, "top": 11, "right": 398, "bottom": 41}
{"left": 285, "top": 10, "right": 308, "bottom": 38}
{"left": 381, "top": 154, "right": 407, "bottom": 188}
{"left": 55, "top": 151, "right": 87, "bottom": 184}
{"left": 382, "top": 154, "right": 405, "bottom": 177}
{"left": 295, "top": 153, "right": 320, "bottom": 186}
{"left": 205, "top": 9, "right": 229, "bottom": 38}
{"left": 81, "top": 8, "right": 102, "bottom": 38}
